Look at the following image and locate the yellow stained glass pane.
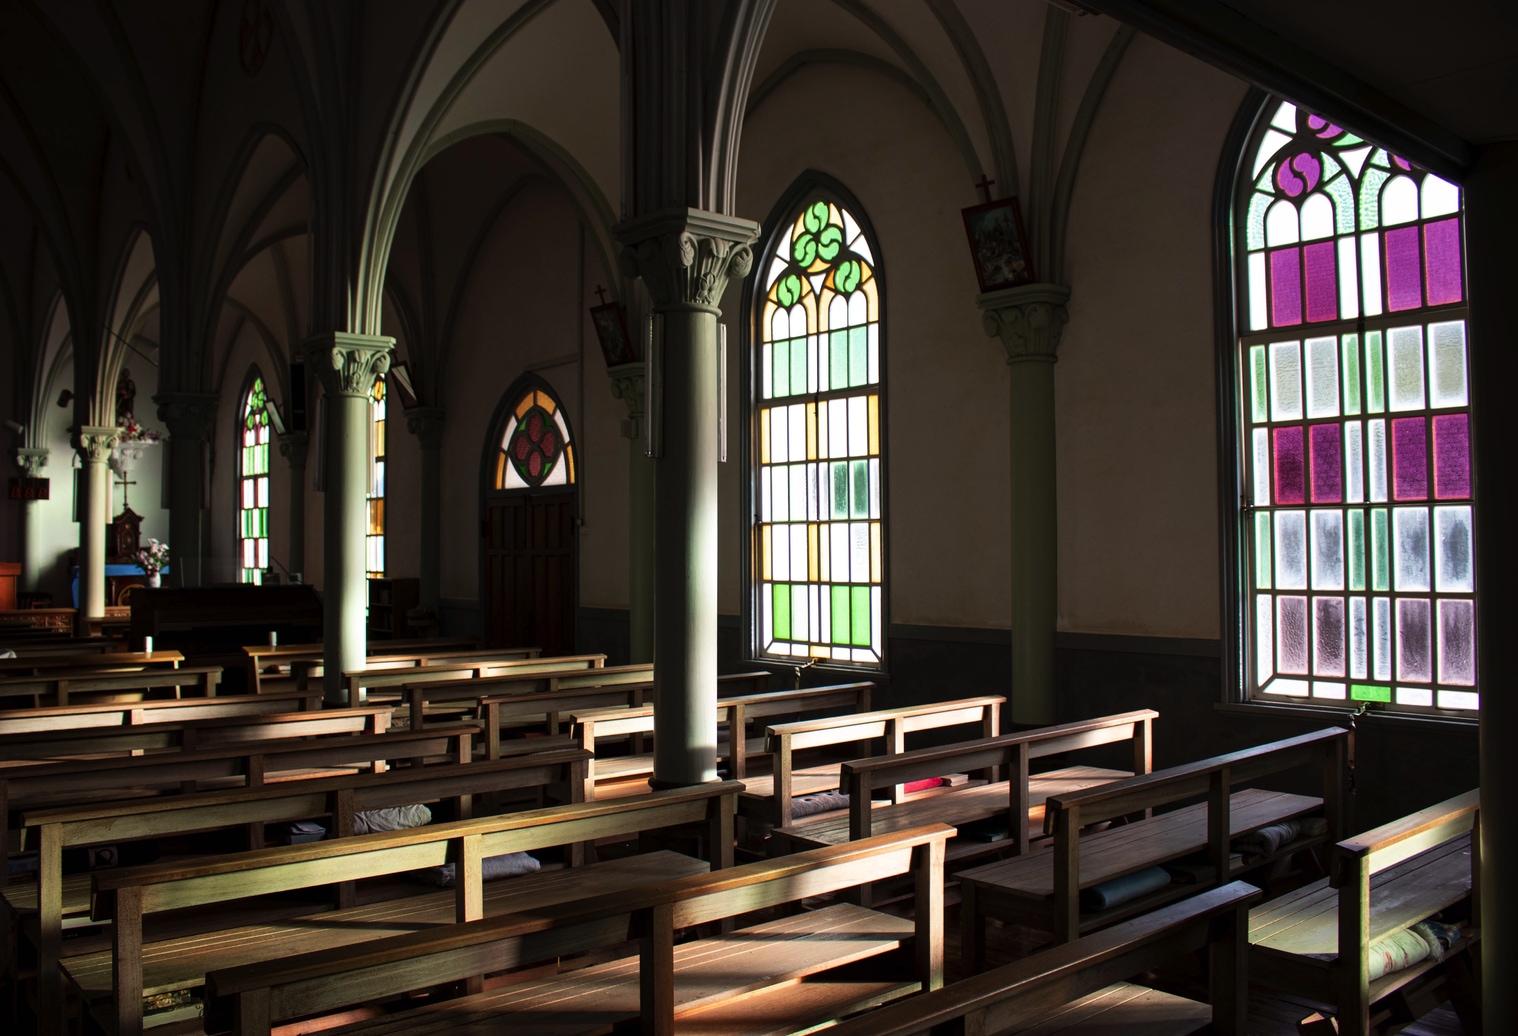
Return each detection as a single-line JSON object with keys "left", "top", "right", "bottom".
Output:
{"left": 870, "top": 522, "right": 882, "bottom": 584}
{"left": 514, "top": 394, "right": 534, "bottom": 419}
{"left": 759, "top": 409, "right": 771, "bottom": 464}
{"left": 566, "top": 445, "right": 575, "bottom": 483}
{"left": 806, "top": 403, "right": 817, "bottom": 460}
{"left": 495, "top": 453, "right": 505, "bottom": 488}
{"left": 867, "top": 396, "right": 879, "bottom": 455}
{"left": 860, "top": 276, "right": 879, "bottom": 322}
{"left": 368, "top": 499, "right": 385, "bottom": 535}
{"left": 808, "top": 523, "right": 819, "bottom": 582}
{"left": 374, "top": 419, "right": 385, "bottom": 458}
{"left": 535, "top": 390, "right": 555, "bottom": 414}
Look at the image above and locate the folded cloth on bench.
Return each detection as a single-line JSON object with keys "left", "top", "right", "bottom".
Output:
{"left": 1232, "top": 819, "right": 1299, "bottom": 858}
{"left": 415, "top": 851, "right": 540, "bottom": 887}
{"left": 1079, "top": 865, "right": 1171, "bottom": 912}
{"left": 1366, "top": 920, "right": 1460, "bottom": 980}
{"left": 790, "top": 791, "right": 850, "bottom": 819}
{"left": 353, "top": 803, "right": 432, "bottom": 834}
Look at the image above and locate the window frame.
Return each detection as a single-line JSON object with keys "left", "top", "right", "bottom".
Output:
{"left": 367, "top": 373, "right": 386, "bottom": 579}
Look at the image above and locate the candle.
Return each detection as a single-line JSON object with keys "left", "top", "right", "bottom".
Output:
{"left": 269, "top": 630, "right": 278, "bottom": 647}
{"left": 143, "top": 635, "right": 153, "bottom": 656}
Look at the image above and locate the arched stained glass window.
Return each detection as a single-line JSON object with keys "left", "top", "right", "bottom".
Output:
{"left": 494, "top": 388, "right": 575, "bottom": 490}
{"left": 1235, "top": 100, "right": 1473, "bottom": 713}
{"left": 754, "top": 196, "right": 884, "bottom": 667}
{"left": 367, "top": 375, "right": 386, "bottom": 578}
{"left": 238, "top": 375, "right": 272, "bottom": 584}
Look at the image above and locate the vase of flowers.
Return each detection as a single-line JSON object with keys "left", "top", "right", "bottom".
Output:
{"left": 137, "top": 538, "right": 169, "bottom": 588}
{"left": 111, "top": 416, "right": 161, "bottom": 481}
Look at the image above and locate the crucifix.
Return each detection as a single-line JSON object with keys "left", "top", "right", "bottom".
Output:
{"left": 974, "top": 174, "right": 996, "bottom": 204}
{"left": 114, "top": 467, "right": 138, "bottom": 511}
{"left": 593, "top": 284, "right": 609, "bottom": 305}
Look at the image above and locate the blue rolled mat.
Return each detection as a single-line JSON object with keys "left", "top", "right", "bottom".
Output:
{"left": 1079, "top": 865, "right": 1172, "bottom": 912}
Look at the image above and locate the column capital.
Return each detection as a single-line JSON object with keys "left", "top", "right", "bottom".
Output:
{"left": 615, "top": 208, "right": 759, "bottom": 311}
{"left": 608, "top": 362, "right": 646, "bottom": 439}
{"left": 307, "top": 332, "right": 394, "bottom": 397}
{"left": 72, "top": 426, "right": 119, "bottom": 464}
{"left": 404, "top": 407, "right": 446, "bottom": 450}
{"left": 154, "top": 391, "right": 221, "bottom": 438}
{"left": 277, "top": 431, "right": 309, "bottom": 466}
{"left": 978, "top": 282, "right": 1071, "bottom": 364}
{"left": 14, "top": 446, "right": 48, "bottom": 477}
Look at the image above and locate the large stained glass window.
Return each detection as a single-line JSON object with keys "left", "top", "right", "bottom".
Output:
{"left": 1237, "top": 100, "right": 1473, "bottom": 713}
{"left": 755, "top": 198, "right": 883, "bottom": 667}
{"left": 367, "top": 375, "right": 386, "bottom": 578}
{"left": 494, "top": 387, "right": 575, "bottom": 489}
{"left": 238, "top": 375, "right": 272, "bottom": 584}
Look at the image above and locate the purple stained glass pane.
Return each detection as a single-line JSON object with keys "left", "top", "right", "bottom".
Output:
{"left": 1278, "top": 596, "right": 1309, "bottom": 674}
{"left": 1274, "top": 426, "right": 1305, "bottom": 505}
{"left": 1391, "top": 417, "right": 1428, "bottom": 501}
{"left": 1314, "top": 597, "right": 1346, "bottom": 676}
{"left": 1310, "top": 423, "right": 1343, "bottom": 503}
{"left": 1384, "top": 226, "right": 1423, "bottom": 311}
{"left": 1424, "top": 218, "right": 1463, "bottom": 306}
{"left": 1432, "top": 414, "right": 1471, "bottom": 499}
{"left": 1270, "top": 248, "right": 1303, "bottom": 327}
{"left": 1304, "top": 242, "right": 1338, "bottom": 322}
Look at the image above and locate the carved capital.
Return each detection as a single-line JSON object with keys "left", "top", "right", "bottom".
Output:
{"left": 154, "top": 392, "right": 221, "bottom": 439}
{"left": 615, "top": 208, "right": 758, "bottom": 311}
{"left": 607, "top": 362, "right": 646, "bottom": 440}
{"left": 404, "top": 407, "right": 445, "bottom": 451}
{"left": 14, "top": 446, "right": 48, "bottom": 477}
{"left": 277, "top": 431, "right": 309, "bottom": 468}
{"left": 308, "top": 333, "right": 394, "bottom": 397}
{"left": 978, "top": 283, "right": 1071, "bottom": 364}
{"left": 72, "top": 426, "right": 119, "bottom": 465}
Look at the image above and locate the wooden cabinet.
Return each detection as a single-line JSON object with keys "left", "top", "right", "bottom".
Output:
{"left": 0, "top": 562, "right": 18, "bottom": 611}
{"left": 367, "top": 577, "right": 418, "bottom": 640}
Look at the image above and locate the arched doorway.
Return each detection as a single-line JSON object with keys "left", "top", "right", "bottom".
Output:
{"left": 480, "top": 377, "right": 579, "bottom": 655}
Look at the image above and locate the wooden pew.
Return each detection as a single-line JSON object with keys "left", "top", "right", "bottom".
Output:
{"left": 0, "top": 664, "right": 221, "bottom": 708}
{"left": 823, "top": 879, "right": 1261, "bottom": 1036}
{"left": 958, "top": 727, "right": 1350, "bottom": 959}
{"left": 1248, "top": 789, "right": 1480, "bottom": 1036}
{"left": 321, "top": 653, "right": 610, "bottom": 705}
{"left": 9, "top": 742, "right": 589, "bottom": 1033}
{"left": 73, "top": 781, "right": 741, "bottom": 1035}
{"left": 203, "top": 822, "right": 952, "bottom": 1036}
{"left": 246, "top": 641, "right": 532, "bottom": 693}
{"left": 0, "top": 685, "right": 321, "bottom": 739}
{"left": 0, "top": 649, "right": 183, "bottom": 677}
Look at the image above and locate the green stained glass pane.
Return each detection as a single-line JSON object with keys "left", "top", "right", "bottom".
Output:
{"left": 1370, "top": 508, "right": 1390, "bottom": 591}
{"left": 1359, "top": 167, "right": 1389, "bottom": 230}
{"left": 1326, "top": 175, "right": 1355, "bottom": 235}
{"left": 1254, "top": 512, "right": 1271, "bottom": 589}
{"left": 1249, "top": 345, "right": 1269, "bottom": 424}
{"left": 773, "top": 584, "right": 791, "bottom": 640}
{"left": 830, "top": 330, "right": 849, "bottom": 390}
{"left": 851, "top": 585, "right": 871, "bottom": 647}
{"left": 791, "top": 338, "right": 808, "bottom": 396}
{"left": 831, "top": 585, "right": 850, "bottom": 646}
{"left": 1370, "top": 150, "right": 1390, "bottom": 168}
{"left": 849, "top": 327, "right": 867, "bottom": 388}
{"left": 1351, "top": 683, "right": 1392, "bottom": 702}
{"left": 1245, "top": 192, "right": 1271, "bottom": 251}
{"left": 1348, "top": 510, "right": 1365, "bottom": 590}
{"left": 773, "top": 339, "right": 790, "bottom": 399}
{"left": 831, "top": 463, "right": 849, "bottom": 520}
{"left": 1365, "top": 332, "right": 1385, "bottom": 413}
{"left": 850, "top": 460, "right": 868, "bottom": 519}
{"left": 1342, "top": 335, "right": 1361, "bottom": 415}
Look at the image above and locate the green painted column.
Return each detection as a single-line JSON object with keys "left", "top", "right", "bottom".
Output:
{"left": 609, "top": 363, "right": 655, "bottom": 664}
{"left": 404, "top": 407, "right": 445, "bottom": 630}
{"left": 310, "top": 333, "right": 393, "bottom": 705}
{"left": 617, "top": 209, "right": 757, "bottom": 786}
{"left": 980, "top": 283, "right": 1070, "bottom": 726}
{"left": 14, "top": 447, "right": 48, "bottom": 592}
{"left": 277, "top": 432, "right": 309, "bottom": 581}
{"left": 155, "top": 393, "right": 220, "bottom": 587}
{"left": 72, "top": 427, "right": 118, "bottom": 627}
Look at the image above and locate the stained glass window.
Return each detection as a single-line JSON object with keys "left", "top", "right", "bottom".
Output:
{"left": 1236, "top": 101, "right": 1474, "bottom": 713}
{"left": 238, "top": 375, "right": 272, "bottom": 584}
{"left": 367, "top": 375, "right": 386, "bottom": 578}
{"left": 754, "top": 198, "right": 884, "bottom": 667}
{"left": 494, "top": 388, "right": 575, "bottom": 490}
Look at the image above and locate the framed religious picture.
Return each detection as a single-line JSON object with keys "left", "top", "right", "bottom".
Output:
{"left": 590, "top": 300, "right": 638, "bottom": 367}
{"left": 961, "top": 195, "right": 1036, "bottom": 293}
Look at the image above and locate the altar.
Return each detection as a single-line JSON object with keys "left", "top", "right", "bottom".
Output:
{"left": 70, "top": 562, "right": 169, "bottom": 608}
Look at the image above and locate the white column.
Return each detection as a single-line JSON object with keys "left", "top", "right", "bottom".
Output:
{"left": 14, "top": 447, "right": 48, "bottom": 593}
{"left": 73, "top": 427, "right": 118, "bottom": 627}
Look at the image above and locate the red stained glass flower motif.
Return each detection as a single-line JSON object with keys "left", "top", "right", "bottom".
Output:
{"left": 507, "top": 406, "right": 562, "bottom": 486}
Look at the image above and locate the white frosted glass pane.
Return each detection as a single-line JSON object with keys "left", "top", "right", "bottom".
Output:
{"left": 1311, "top": 510, "right": 1344, "bottom": 590}
{"left": 851, "top": 523, "right": 869, "bottom": 582}
{"left": 1396, "top": 598, "right": 1432, "bottom": 682}
{"left": 1253, "top": 429, "right": 1272, "bottom": 506}
{"left": 771, "top": 407, "right": 788, "bottom": 463}
{"left": 848, "top": 396, "right": 867, "bottom": 457}
{"left": 1433, "top": 505, "right": 1474, "bottom": 593}
{"left": 765, "top": 256, "right": 787, "bottom": 290}
{"left": 772, "top": 527, "right": 790, "bottom": 581}
{"left": 1266, "top": 199, "right": 1300, "bottom": 246}
{"left": 790, "top": 465, "right": 807, "bottom": 521}
{"left": 1373, "top": 597, "right": 1392, "bottom": 680}
{"left": 760, "top": 468, "right": 772, "bottom": 522}
{"left": 1394, "top": 507, "right": 1430, "bottom": 591}
{"left": 1305, "top": 336, "right": 1340, "bottom": 418}
{"left": 1269, "top": 103, "right": 1297, "bottom": 132}
{"left": 771, "top": 306, "right": 789, "bottom": 343}
{"left": 1439, "top": 690, "right": 1478, "bottom": 711}
{"left": 1421, "top": 175, "right": 1460, "bottom": 218}
{"left": 788, "top": 404, "right": 805, "bottom": 464}
{"left": 1399, "top": 688, "right": 1433, "bottom": 707}
{"left": 1349, "top": 596, "right": 1368, "bottom": 679}
{"left": 1338, "top": 236, "right": 1360, "bottom": 320}
{"left": 1345, "top": 422, "right": 1364, "bottom": 503}
{"left": 1270, "top": 341, "right": 1303, "bottom": 421}
{"left": 1301, "top": 194, "right": 1334, "bottom": 240}
{"left": 1314, "top": 597, "right": 1346, "bottom": 676}
{"left": 828, "top": 399, "right": 848, "bottom": 457}
{"left": 1315, "top": 682, "right": 1346, "bottom": 699}
{"left": 773, "top": 467, "right": 790, "bottom": 523}
{"left": 1382, "top": 176, "right": 1419, "bottom": 225}
{"left": 1341, "top": 146, "right": 1372, "bottom": 178}
{"left": 830, "top": 524, "right": 848, "bottom": 584}
{"left": 1368, "top": 419, "right": 1387, "bottom": 503}
{"left": 1275, "top": 511, "right": 1308, "bottom": 590}
{"left": 1254, "top": 129, "right": 1292, "bottom": 177}
{"left": 869, "top": 458, "right": 880, "bottom": 520}
{"left": 868, "top": 324, "right": 879, "bottom": 385}
{"left": 1271, "top": 679, "right": 1311, "bottom": 698}
{"left": 828, "top": 294, "right": 848, "bottom": 333}
{"left": 1277, "top": 596, "right": 1309, "bottom": 674}
{"left": 807, "top": 462, "right": 820, "bottom": 521}
{"left": 1438, "top": 599, "right": 1475, "bottom": 686}
{"left": 1361, "top": 234, "right": 1383, "bottom": 317}
{"left": 1249, "top": 253, "right": 1269, "bottom": 331}
{"left": 1428, "top": 321, "right": 1468, "bottom": 408}
{"left": 1256, "top": 594, "right": 1275, "bottom": 684}
{"left": 790, "top": 524, "right": 808, "bottom": 580}
{"left": 1388, "top": 326, "right": 1426, "bottom": 411}
{"left": 848, "top": 291, "right": 867, "bottom": 328}
{"left": 760, "top": 341, "right": 773, "bottom": 395}
{"left": 553, "top": 410, "right": 570, "bottom": 444}
{"left": 807, "top": 334, "right": 819, "bottom": 393}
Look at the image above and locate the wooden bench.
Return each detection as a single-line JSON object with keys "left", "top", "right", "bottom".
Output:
{"left": 0, "top": 665, "right": 221, "bottom": 708}
{"left": 284, "top": 646, "right": 566, "bottom": 695}
{"left": 9, "top": 742, "right": 589, "bottom": 1032}
{"left": 242, "top": 637, "right": 483, "bottom": 691}
{"left": 958, "top": 727, "right": 1350, "bottom": 960}
{"left": 0, "top": 650, "right": 183, "bottom": 677}
{"left": 322, "top": 653, "right": 610, "bottom": 705}
{"left": 1248, "top": 789, "right": 1480, "bottom": 1036}
{"left": 0, "top": 685, "right": 322, "bottom": 739}
{"left": 824, "top": 879, "right": 1261, "bottom": 1036}
{"left": 203, "top": 821, "right": 951, "bottom": 1036}
{"left": 73, "top": 780, "right": 740, "bottom": 1035}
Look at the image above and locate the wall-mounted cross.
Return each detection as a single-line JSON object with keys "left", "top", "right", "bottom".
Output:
{"left": 974, "top": 174, "right": 996, "bottom": 204}
{"left": 593, "top": 285, "right": 609, "bottom": 305}
{"left": 114, "top": 469, "right": 137, "bottom": 511}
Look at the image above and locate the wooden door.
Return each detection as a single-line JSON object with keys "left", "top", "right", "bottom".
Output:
{"left": 483, "top": 490, "right": 576, "bottom": 654}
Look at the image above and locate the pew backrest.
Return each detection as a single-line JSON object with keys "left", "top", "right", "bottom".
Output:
{"left": 404, "top": 661, "right": 657, "bottom": 724}
{"left": 338, "top": 653, "right": 611, "bottom": 702}
{"left": 0, "top": 664, "right": 220, "bottom": 707}
{"left": 0, "top": 684, "right": 320, "bottom": 737}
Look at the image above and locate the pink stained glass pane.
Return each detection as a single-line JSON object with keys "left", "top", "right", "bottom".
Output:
{"left": 1270, "top": 248, "right": 1303, "bottom": 326}
{"left": 1384, "top": 226, "right": 1423, "bottom": 311}
{"left": 1278, "top": 596, "right": 1309, "bottom": 674}
{"left": 1309, "top": 423, "right": 1342, "bottom": 503}
{"left": 1304, "top": 241, "right": 1338, "bottom": 322}
{"left": 1314, "top": 596, "right": 1346, "bottom": 677}
{"left": 1274, "top": 426, "right": 1306, "bottom": 505}
{"left": 1424, "top": 218, "right": 1463, "bottom": 306}
{"left": 1391, "top": 417, "right": 1428, "bottom": 501}
{"left": 1396, "top": 598, "right": 1432, "bottom": 683}
{"left": 1432, "top": 413, "right": 1471, "bottom": 499}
